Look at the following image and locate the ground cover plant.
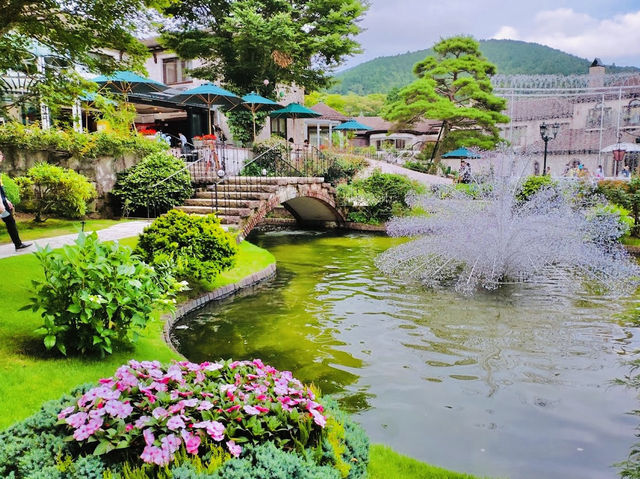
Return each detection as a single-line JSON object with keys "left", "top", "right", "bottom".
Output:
{"left": 15, "top": 162, "right": 97, "bottom": 222}
{"left": 0, "top": 359, "right": 369, "bottom": 478}
{"left": 112, "top": 151, "right": 193, "bottom": 217}
{"left": 136, "top": 210, "right": 238, "bottom": 287}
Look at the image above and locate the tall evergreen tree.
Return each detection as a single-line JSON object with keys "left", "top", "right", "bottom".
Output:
{"left": 382, "top": 36, "right": 509, "bottom": 159}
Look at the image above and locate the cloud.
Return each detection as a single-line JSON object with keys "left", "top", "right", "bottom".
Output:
{"left": 493, "top": 8, "right": 640, "bottom": 61}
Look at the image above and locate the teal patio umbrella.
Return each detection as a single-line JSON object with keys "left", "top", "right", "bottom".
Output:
{"left": 92, "top": 71, "right": 167, "bottom": 97}
{"left": 442, "top": 147, "right": 481, "bottom": 159}
{"left": 241, "top": 93, "right": 282, "bottom": 140}
{"left": 334, "top": 119, "right": 373, "bottom": 131}
{"left": 269, "top": 103, "right": 321, "bottom": 141}
{"left": 171, "top": 83, "right": 241, "bottom": 135}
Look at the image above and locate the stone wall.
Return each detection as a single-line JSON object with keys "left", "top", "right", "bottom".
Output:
{"left": 0, "top": 145, "right": 143, "bottom": 215}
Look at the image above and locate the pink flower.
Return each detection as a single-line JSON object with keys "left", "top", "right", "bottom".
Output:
{"left": 57, "top": 406, "right": 75, "bottom": 420}
{"left": 243, "top": 405, "right": 261, "bottom": 416}
{"left": 152, "top": 407, "right": 169, "bottom": 420}
{"left": 197, "top": 400, "right": 214, "bottom": 411}
{"left": 105, "top": 400, "right": 133, "bottom": 419}
{"left": 227, "top": 440, "right": 242, "bottom": 458}
{"left": 66, "top": 412, "right": 88, "bottom": 428}
{"left": 202, "top": 362, "right": 223, "bottom": 372}
{"left": 140, "top": 445, "right": 169, "bottom": 466}
{"left": 161, "top": 433, "right": 181, "bottom": 454}
{"left": 125, "top": 424, "right": 134, "bottom": 432}
{"left": 226, "top": 405, "right": 241, "bottom": 412}
{"left": 166, "top": 415, "right": 186, "bottom": 431}
{"left": 143, "top": 428, "right": 155, "bottom": 446}
{"left": 310, "top": 408, "right": 326, "bottom": 428}
{"left": 181, "top": 430, "right": 201, "bottom": 454}
{"left": 135, "top": 416, "right": 150, "bottom": 429}
{"left": 255, "top": 406, "right": 269, "bottom": 413}
{"left": 193, "top": 420, "right": 225, "bottom": 441}
{"left": 256, "top": 394, "right": 267, "bottom": 401}
{"left": 73, "top": 417, "right": 103, "bottom": 441}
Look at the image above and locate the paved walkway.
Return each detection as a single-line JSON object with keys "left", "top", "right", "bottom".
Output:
{"left": 0, "top": 220, "right": 152, "bottom": 260}
{"left": 362, "top": 158, "right": 453, "bottom": 186}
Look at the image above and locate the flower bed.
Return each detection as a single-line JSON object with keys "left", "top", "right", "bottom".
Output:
{"left": 0, "top": 359, "right": 369, "bottom": 478}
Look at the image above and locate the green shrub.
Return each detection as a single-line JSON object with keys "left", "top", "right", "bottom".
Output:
{"left": 516, "top": 175, "right": 554, "bottom": 202}
{"left": 597, "top": 178, "right": 640, "bottom": 236}
{"left": 0, "top": 121, "right": 166, "bottom": 159}
{"left": 586, "top": 203, "right": 634, "bottom": 244}
{"left": 337, "top": 170, "right": 419, "bottom": 224}
{"left": 112, "top": 152, "right": 193, "bottom": 216}
{"left": 1, "top": 173, "right": 20, "bottom": 205}
{"left": 324, "top": 155, "right": 368, "bottom": 184}
{"left": 24, "top": 232, "right": 183, "bottom": 356}
{"left": 15, "top": 162, "right": 96, "bottom": 221}
{"left": 135, "top": 210, "right": 238, "bottom": 285}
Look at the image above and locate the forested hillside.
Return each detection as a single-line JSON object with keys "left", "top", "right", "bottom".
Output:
{"left": 329, "top": 39, "right": 640, "bottom": 95}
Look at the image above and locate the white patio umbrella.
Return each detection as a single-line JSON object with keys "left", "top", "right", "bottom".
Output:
{"left": 601, "top": 142, "right": 640, "bottom": 152}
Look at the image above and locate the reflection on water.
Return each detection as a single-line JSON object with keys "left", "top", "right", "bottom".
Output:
{"left": 171, "top": 230, "right": 640, "bottom": 479}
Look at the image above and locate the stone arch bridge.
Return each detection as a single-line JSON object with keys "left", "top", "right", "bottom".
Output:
{"left": 177, "top": 175, "right": 344, "bottom": 241}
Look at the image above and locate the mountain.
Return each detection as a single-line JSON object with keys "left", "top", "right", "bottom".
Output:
{"left": 328, "top": 39, "right": 640, "bottom": 95}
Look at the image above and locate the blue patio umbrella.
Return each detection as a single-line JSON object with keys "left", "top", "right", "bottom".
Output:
{"left": 171, "top": 83, "right": 242, "bottom": 135}
{"left": 241, "top": 93, "right": 282, "bottom": 140}
{"left": 334, "top": 120, "right": 373, "bottom": 131}
{"left": 92, "top": 71, "right": 167, "bottom": 96}
{"left": 441, "top": 147, "right": 481, "bottom": 159}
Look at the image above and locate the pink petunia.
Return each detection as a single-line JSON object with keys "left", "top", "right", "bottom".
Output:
{"left": 66, "top": 412, "right": 88, "bottom": 428}
{"left": 181, "top": 430, "right": 201, "bottom": 454}
{"left": 166, "top": 415, "right": 186, "bottom": 431}
{"left": 143, "top": 427, "right": 155, "bottom": 446}
{"left": 57, "top": 406, "right": 75, "bottom": 420}
{"left": 243, "top": 405, "right": 261, "bottom": 415}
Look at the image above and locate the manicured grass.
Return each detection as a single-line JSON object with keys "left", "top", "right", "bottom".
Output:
{"left": 0, "top": 238, "right": 274, "bottom": 429}
{"left": 0, "top": 218, "right": 128, "bottom": 245}
{"left": 368, "top": 445, "right": 489, "bottom": 479}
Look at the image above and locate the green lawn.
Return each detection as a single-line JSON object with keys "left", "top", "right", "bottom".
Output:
{"left": 0, "top": 235, "right": 487, "bottom": 479}
{"left": 0, "top": 218, "right": 128, "bottom": 245}
{"left": 622, "top": 235, "right": 640, "bottom": 246}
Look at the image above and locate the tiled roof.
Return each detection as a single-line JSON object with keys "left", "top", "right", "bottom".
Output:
{"left": 310, "top": 103, "right": 348, "bottom": 121}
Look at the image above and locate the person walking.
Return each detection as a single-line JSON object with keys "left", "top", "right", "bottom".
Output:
{"left": 0, "top": 151, "right": 31, "bottom": 251}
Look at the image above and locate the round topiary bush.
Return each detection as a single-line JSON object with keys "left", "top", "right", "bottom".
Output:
{"left": 112, "top": 151, "right": 193, "bottom": 216}
{"left": 0, "top": 359, "right": 369, "bottom": 479}
{"left": 135, "top": 210, "right": 238, "bottom": 285}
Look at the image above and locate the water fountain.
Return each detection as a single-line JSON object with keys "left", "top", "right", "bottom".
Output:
{"left": 376, "top": 150, "right": 640, "bottom": 294}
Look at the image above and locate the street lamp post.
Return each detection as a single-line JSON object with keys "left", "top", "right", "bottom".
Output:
{"left": 539, "top": 122, "right": 560, "bottom": 175}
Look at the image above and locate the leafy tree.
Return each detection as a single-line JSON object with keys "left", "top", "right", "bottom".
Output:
{"left": 382, "top": 36, "right": 509, "bottom": 159}
{"left": 1, "top": 0, "right": 163, "bottom": 113}
{"left": 305, "top": 92, "right": 386, "bottom": 116}
{"left": 160, "top": 0, "right": 366, "bottom": 140}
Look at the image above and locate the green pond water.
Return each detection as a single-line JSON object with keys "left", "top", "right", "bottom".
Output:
{"left": 171, "top": 230, "right": 640, "bottom": 479}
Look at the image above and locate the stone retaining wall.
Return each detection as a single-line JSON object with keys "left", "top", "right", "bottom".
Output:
{"left": 161, "top": 263, "right": 277, "bottom": 355}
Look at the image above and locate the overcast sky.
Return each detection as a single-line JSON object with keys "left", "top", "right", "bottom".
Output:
{"left": 342, "top": 0, "right": 640, "bottom": 70}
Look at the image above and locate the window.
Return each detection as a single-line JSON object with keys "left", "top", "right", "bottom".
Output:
{"left": 586, "top": 102, "right": 613, "bottom": 129}
{"left": 271, "top": 118, "right": 287, "bottom": 138}
{"left": 162, "top": 58, "right": 191, "bottom": 85}
{"left": 624, "top": 99, "right": 640, "bottom": 127}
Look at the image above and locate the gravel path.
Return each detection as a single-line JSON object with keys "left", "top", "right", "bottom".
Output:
{"left": 363, "top": 158, "right": 453, "bottom": 185}
{"left": 0, "top": 220, "right": 152, "bottom": 259}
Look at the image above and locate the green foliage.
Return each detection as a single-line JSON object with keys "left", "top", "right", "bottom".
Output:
{"left": 329, "top": 38, "right": 640, "bottom": 95}
{"left": 0, "top": 122, "right": 167, "bottom": 158}
{"left": 1, "top": 0, "right": 159, "bottom": 114}
{"left": 1, "top": 173, "right": 20, "bottom": 205}
{"left": 382, "top": 36, "right": 509, "bottom": 158}
{"left": 324, "top": 154, "right": 368, "bottom": 184}
{"left": 243, "top": 137, "right": 291, "bottom": 176}
{"left": 15, "top": 162, "right": 96, "bottom": 222}
{"left": 93, "top": 96, "right": 138, "bottom": 135}
{"left": 587, "top": 203, "right": 634, "bottom": 243}
{"left": 337, "top": 171, "right": 419, "bottom": 224}
{"left": 160, "top": 0, "right": 366, "bottom": 97}
{"left": 304, "top": 92, "right": 387, "bottom": 117}
{"left": 111, "top": 152, "right": 193, "bottom": 216}
{"left": 597, "top": 178, "right": 640, "bottom": 236}
{"left": 225, "top": 109, "right": 269, "bottom": 146}
{"left": 516, "top": 175, "right": 554, "bottom": 202}
{"left": 24, "top": 232, "right": 181, "bottom": 356}
{"left": 135, "top": 210, "right": 238, "bottom": 285}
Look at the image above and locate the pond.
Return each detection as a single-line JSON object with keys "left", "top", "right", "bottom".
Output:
{"left": 171, "top": 230, "right": 640, "bottom": 479}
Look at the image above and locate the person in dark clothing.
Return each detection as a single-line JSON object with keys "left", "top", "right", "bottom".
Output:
{"left": 0, "top": 151, "right": 31, "bottom": 251}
